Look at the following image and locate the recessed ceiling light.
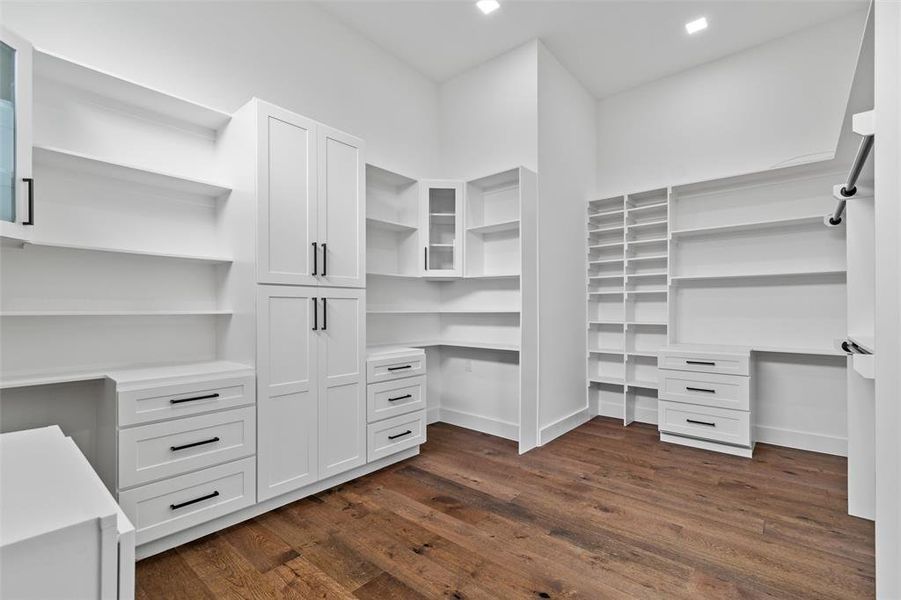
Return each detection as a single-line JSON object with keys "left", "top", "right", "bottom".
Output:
{"left": 685, "top": 17, "right": 708, "bottom": 35}
{"left": 476, "top": 0, "right": 500, "bottom": 15}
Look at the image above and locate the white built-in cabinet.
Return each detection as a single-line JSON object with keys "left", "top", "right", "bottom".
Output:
{"left": 256, "top": 285, "right": 366, "bottom": 502}
{"left": 420, "top": 180, "right": 464, "bottom": 277}
{"left": 0, "top": 27, "right": 33, "bottom": 242}
{"left": 257, "top": 103, "right": 365, "bottom": 288}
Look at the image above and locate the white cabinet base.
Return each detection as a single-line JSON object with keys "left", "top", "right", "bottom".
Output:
{"left": 659, "top": 432, "right": 755, "bottom": 458}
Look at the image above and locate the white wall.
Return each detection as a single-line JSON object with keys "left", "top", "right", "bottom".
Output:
{"left": 1, "top": 1, "right": 440, "bottom": 175}
{"left": 595, "top": 10, "right": 869, "bottom": 194}
{"left": 535, "top": 42, "right": 596, "bottom": 443}
{"left": 438, "top": 41, "right": 538, "bottom": 179}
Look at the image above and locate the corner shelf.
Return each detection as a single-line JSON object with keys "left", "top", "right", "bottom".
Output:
{"left": 366, "top": 216, "right": 418, "bottom": 233}
{"left": 22, "top": 240, "right": 233, "bottom": 264}
{"left": 670, "top": 214, "right": 825, "bottom": 238}
{"left": 370, "top": 340, "right": 520, "bottom": 353}
{"left": 34, "top": 145, "right": 231, "bottom": 197}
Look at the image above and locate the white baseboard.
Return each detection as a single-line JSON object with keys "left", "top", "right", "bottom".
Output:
{"left": 437, "top": 407, "right": 518, "bottom": 441}
{"left": 597, "top": 400, "right": 656, "bottom": 425}
{"left": 539, "top": 405, "right": 591, "bottom": 445}
{"left": 426, "top": 406, "right": 441, "bottom": 425}
{"left": 755, "top": 425, "right": 847, "bottom": 457}
{"left": 135, "top": 447, "right": 419, "bottom": 560}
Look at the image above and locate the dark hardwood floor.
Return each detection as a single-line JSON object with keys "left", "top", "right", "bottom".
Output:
{"left": 136, "top": 418, "right": 875, "bottom": 599}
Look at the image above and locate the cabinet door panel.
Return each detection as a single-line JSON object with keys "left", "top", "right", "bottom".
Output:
{"left": 318, "top": 288, "right": 365, "bottom": 479}
{"left": 258, "top": 103, "right": 317, "bottom": 285}
{"left": 419, "top": 180, "right": 463, "bottom": 278}
{"left": 0, "top": 27, "right": 33, "bottom": 242}
{"left": 319, "top": 126, "right": 364, "bottom": 288}
{"left": 257, "top": 286, "right": 318, "bottom": 501}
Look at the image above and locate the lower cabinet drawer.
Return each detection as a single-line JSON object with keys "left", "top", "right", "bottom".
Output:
{"left": 658, "top": 400, "right": 751, "bottom": 447}
{"left": 367, "top": 411, "right": 426, "bottom": 462}
{"left": 118, "top": 375, "right": 254, "bottom": 427}
{"left": 366, "top": 352, "right": 426, "bottom": 385}
{"left": 118, "top": 407, "right": 255, "bottom": 489}
{"left": 118, "top": 457, "right": 256, "bottom": 545}
{"left": 367, "top": 376, "right": 426, "bottom": 423}
{"left": 658, "top": 369, "right": 750, "bottom": 411}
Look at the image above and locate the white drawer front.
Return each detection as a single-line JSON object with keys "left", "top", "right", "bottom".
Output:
{"left": 118, "top": 375, "right": 254, "bottom": 427}
{"left": 367, "top": 376, "right": 426, "bottom": 423}
{"left": 367, "top": 411, "right": 426, "bottom": 462}
{"left": 118, "top": 407, "right": 255, "bottom": 489}
{"left": 658, "top": 400, "right": 751, "bottom": 447}
{"left": 118, "top": 457, "right": 256, "bottom": 545}
{"left": 658, "top": 370, "right": 750, "bottom": 411}
{"left": 366, "top": 353, "right": 426, "bottom": 384}
{"left": 657, "top": 351, "right": 749, "bottom": 376}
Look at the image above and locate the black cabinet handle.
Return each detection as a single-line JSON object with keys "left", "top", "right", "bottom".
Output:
{"left": 322, "top": 298, "right": 327, "bottom": 331}
{"left": 388, "top": 394, "right": 412, "bottom": 402}
{"left": 686, "top": 387, "right": 716, "bottom": 394}
{"left": 424, "top": 247, "right": 428, "bottom": 270}
{"left": 170, "top": 437, "right": 220, "bottom": 452}
{"left": 388, "top": 430, "right": 412, "bottom": 440}
{"left": 321, "top": 243, "right": 327, "bottom": 276}
{"left": 387, "top": 365, "right": 412, "bottom": 371}
{"left": 686, "top": 360, "right": 715, "bottom": 366}
{"left": 170, "top": 393, "right": 219, "bottom": 405}
{"left": 312, "top": 242, "right": 318, "bottom": 276}
{"left": 686, "top": 419, "right": 716, "bottom": 427}
{"left": 170, "top": 490, "right": 219, "bottom": 510}
{"left": 22, "top": 177, "right": 34, "bottom": 226}
{"left": 312, "top": 297, "right": 318, "bottom": 331}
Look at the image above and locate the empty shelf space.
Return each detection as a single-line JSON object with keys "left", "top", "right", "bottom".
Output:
{"left": 429, "top": 243, "right": 455, "bottom": 248}
{"left": 626, "top": 351, "right": 659, "bottom": 358}
{"left": 588, "top": 274, "right": 624, "bottom": 280}
{"left": 626, "top": 272, "right": 667, "bottom": 278}
{"left": 589, "top": 348, "right": 625, "bottom": 355}
{"left": 627, "top": 219, "right": 667, "bottom": 229}
{"left": 22, "top": 240, "right": 233, "bottom": 264}
{"left": 626, "top": 289, "right": 668, "bottom": 295}
{"left": 373, "top": 340, "right": 520, "bottom": 352}
{"left": 627, "top": 254, "right": 668, "bottom": 263}
{"left": 589, "top": 258, "right": 624, "bottom": 266}
{"left": 589, "top": 241, "right": 625, "bottom": 250}
{"left": 588, "top": 291, "right": 625, "bottom": 296}
{"left": 366, "top": 216, "right": 418, "bottom": 232}
{"left": 34, "top": 145, "right": 231, "bottom": 197}
{"left": 589, "top": 320, "right": 625, "bottom": 326}
{"left": 589, "top": 208, "right": 625, "bottom": 219}
{"left": 626, "top": 379, "right": 658, "bottom": 390}
{"left": 626, "top": 321, "right": 668, "bottom": 327}
{"left": 589, "top": 376, "right": 625, "bottom": 386}
{"left": 588, "top": 224, "right": 624, "bottom": 234}
{"left": 367, "top": 308, "right": 520, "bottom": 315}
{"left": 627, "top": 201, "right": 668, "bottom": 213}
{"left": 35, "top": 49, "right": 232, "bottom": 132}
{"left": 627, "top": 237, "right": 668, "bottom": 246}
{"left": 670, "top": 269, "right": 847, "bottom": 283}
{"left": 0, "top": 368, "right": 109, "bottom": 390}
{"left": 752, "top": 344, "right": 846, "bottom": 357}
{"left": 467, "top": 219, "right": 520, "bottom": 234}
{"left": 670, "top": 214, "right": 826, "bottom": 238}
{"left": 0, "top": 309, "right": 233, "bottom": 317}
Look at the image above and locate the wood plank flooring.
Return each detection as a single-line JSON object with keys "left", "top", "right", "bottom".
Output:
{"left": 136, "top": 418, "right": 875, "bottom": 599}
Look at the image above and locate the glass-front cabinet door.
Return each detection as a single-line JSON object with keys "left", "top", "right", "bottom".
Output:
{"left": 0, "top": 27, "right": 32, "bottom": 242}
{"left": 419, "top": 180, "right": 464, "bottom": 277}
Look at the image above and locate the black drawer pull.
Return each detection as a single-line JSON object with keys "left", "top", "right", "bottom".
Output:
{"left": 387, "top": 365, "right": 412, "bottom": 371}
{"left": 312, "top": 297, "right": 318, "bottom": 331}
{"left": 388, "top": 430, "right": 412, "bottom": 440}
{"left": 170, "top": 393, "right": 220, "bottom": 405}
{"left": 321, "top": 243, "right": 327, "bottom": 276}
{"left": 171, "top": 437, "right": 220, "bottom": 452}
{"left": 388, "top": 394, "right": 413, "bottom": 402}
{"left": 686, "top": 418, "right": 716, "bottom": 427}
{"left": 22, "top": 177, "right": 34, "bottom": 226}
{"left": 686, "top": 360, "right": 716, "bottom": 366}
{"left": 312, "top": 242, "right": 318, "bottom": 276}
{"left": 170, "top": 490, "right": 220, "bottom": 510}
{"left": 686, "top": 386, "right": 716, "bottom": 394}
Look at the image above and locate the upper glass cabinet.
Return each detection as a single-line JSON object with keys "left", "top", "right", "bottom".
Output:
{"left": 420, "top": 180, "right": 463, "bottom": 277}
{"left": 0, "top": 27, "right": 32, "bottom": 242}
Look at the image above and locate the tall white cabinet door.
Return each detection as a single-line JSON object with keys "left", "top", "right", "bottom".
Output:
{"left": 318, "top": 126, "right": 365, "bottom": 288}
{"left": 257, "top": 285, "right": 319, "bottom": 501}
{"left": 317, "top": 287, "right": 366, "bottom": 479}
{"left": 0, "top": 27, "right": 33, "bottom": 242}
{"left": 257, "top": 103, "right": 318, "bottom": 285}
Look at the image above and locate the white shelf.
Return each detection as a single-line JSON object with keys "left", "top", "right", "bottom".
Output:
{"left": 589, "top": 208, "right": 624, "bottom": 218}
{"left": 371, "top": 340, "right": 520, "bottom": 352}
{"left": 626, "top": 351, "right": 659, "bottom": 358}
{"left": 627, "top": 237, "right": 668, "bottom": 246}
{"left": 366, "top": 216, "right": 418, "bottom": 233}
{"left": 0, "top": 309, "right": 233, "bottom": 317}
{"left": 627, "top": 254, "right": 667, "bottom": 262}
{"left": 627, "top": 219, "right": 667, "bottom": 229}
{"left": 626, "top": 272, "right": 666, "bottom": 278}
{"left": 467, "top": 220, "right": 520, "bottom": 234}
{"left": 429, "top": 243, "right": 455, "bottom": 248}
{"left": 22, "top": 240, "right": 233, "bottom": 264}
{"left": 35, "top": 49, "right": 231, "bottom": 132}
{"left": 589, "top": 320, "right": 624, "bottom": 326}
{"left": 466, "top": 273, "right": 521, "bottom": 280}
{"left": 589, "top": 348, "right": 625, "bottom": 355}
{"left": 626, "top": 321, "right": 668, "bottom": 327}
{"left": 588, "top": 224, "right": 624, "bottom": 234}
{"left": 588, "top": 291, "right": 625, "bottom": 296}
{"left": 588, "top": 274, "right": 624, "bottom": 280}
{"left": 0, "top": 368, "right": 109, "bottom": 390}
{"left": 366, "top": 272, "right": 420, "bottom": 279}
{"left": 34, "top": 145, "right": 231, "bottom": 197}
{"left": 671, "top": 269, "right": 847, "bottom": 283}
{"left": 366, "top": 272, "right": 519, "bottom": 280}
{"left": 627, "top": 201, "right": 667, "bottom": 213}
{"left": 752, "top": 344, "right": 846, "bottom": 357}
{"left": 626, "top": 380, "right": 658, "bottom": 390}
{"left": 589, "top": 258, "right": 624, "bottom": 265}
{"left": 626, "top": 289, "right": 668, "bottom": 295}
{"left": 589, "top": 377, "right": 625, "bottom": 386}
{"left": 589, "top": 241, "right": 625, "bottom": 250}
{"left": 367, "top": 309, "right": 520, "bottom": 315}
{"left": 670, "top": 214, "right": 825, "bottom": 238}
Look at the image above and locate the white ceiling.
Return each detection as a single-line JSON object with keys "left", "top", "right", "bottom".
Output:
{"left": 320, "top": 0, "right": 867, "bottom": 98}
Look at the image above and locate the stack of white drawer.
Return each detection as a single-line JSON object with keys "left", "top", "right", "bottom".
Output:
{"left": 366, "top": 347, "right": 427, "bottom": 461}
{"left": 657, "top": 345, "right": 755, "bottom": 458}
{"left": 110, "top": 362, "right": 257, "bottom": 545}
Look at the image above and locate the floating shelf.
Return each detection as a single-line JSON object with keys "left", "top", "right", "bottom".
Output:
{"left": 366, "top": 216, "right": 418, "bottom": 232}
{"left": 588, "top": 290, "right": 625, "bottom": 296}
{"left": 627, "top": 237, "right": 668, "bottom": 246}
{"left": 626, "top": 272, "right": 667, "bottom": 278}
{"left": 589, "top": 377, "right": 625, "bottom": 386}
{"left": 588, "top": 224, "right": 624, "bottom": 234}
{"left": 467, "top": 220, "right": 520, "bottom": 234}
{"left": 35, "top": 49, "right": 232, "bottom": 132}
{"left": 588, "top": 274, "right": 624, "bottom": 280}
{"left": 627, "top": 201, "right": 667, "bottom": 213}
{"left": 589, "top": 208, "right": 624, "bottom": 218}
{"left": 589, "top": 241, "right": 625, "bottom": 250}
{"left": 627, "top": 254, "right": 668, "bottom": 262}
{"left": 0, "top": 309, "right": 233, "bottom": 317}
{"left": 626, "top": 289, "right": 668, "bottom": 295}
{"left": 589, "top": 258, "right": 624, "bottom": 265}
{"left": 670, "top": 269, "right": 847, "bottom": 283}
{"left": 22, "top": 240, "right": 233, "bottom": 264}
{"left": 627, "top": 219, "right": 667, "bottom": 229}
{"left": 34, "top": 145, "right": 231, "bottom": 197}
{"left": 670, "top": 214, "right": 826, "bottom": 238}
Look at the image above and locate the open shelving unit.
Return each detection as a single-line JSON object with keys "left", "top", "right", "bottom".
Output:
{"left": 586, "top": 188, "right": 670, "bottom": 426}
